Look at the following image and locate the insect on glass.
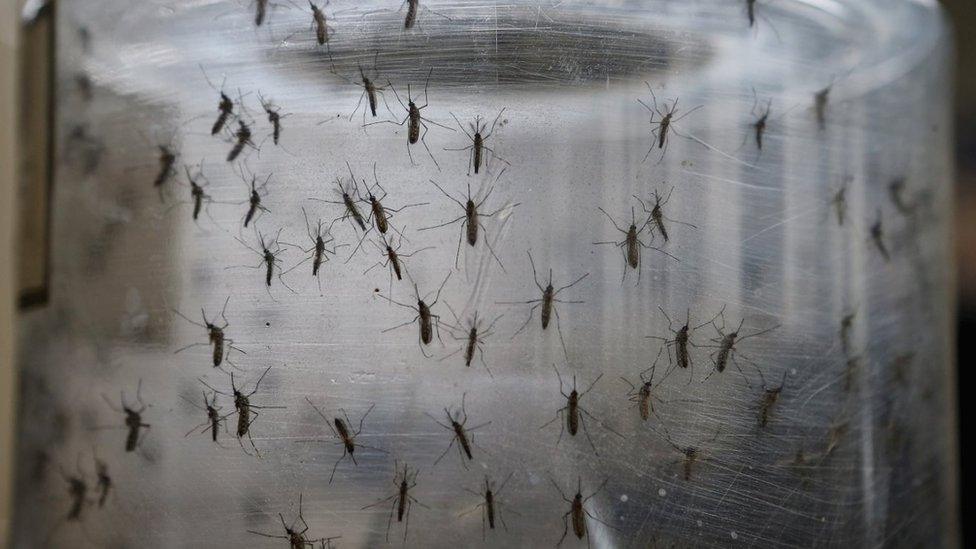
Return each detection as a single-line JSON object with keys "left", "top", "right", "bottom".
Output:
{"left": 548, "top": 476, "right": 613, "bottom": 547}
{"left": 426, "top": 393, "right": 491, "bottom": 468}
{"left": 540, "top": 365, "right": 623, "bottom": 455}
{"left": 173, "top": 296, "right": 243, "bottom": 369}
{"left": 444, "top": 109, "right": 509, "bottom": 175}
{"left": 595, "top": 203, "right": 678, "bottom": 284}
{"left": 498, "top": 251, "right": 588, "bottom": 360}
{"left": 459, "top": 473, "right": 516, "bottom": 540}
{"left": 637, "top": 83, "right": 703, "bottom": 164}
{"left": 419, "top": 177, "right": 517, "bottom": 271}
{"left": 100, "top": 380, "right": 151, "bottom": 453}
{"left": 247, "top": 493, "right": 341, "bottom": 548}
{"left": 362, "top": 462, "right": 428, "bottom": 542}
{"left": 381, "top": 272, "right": 451, "bottom": 357}
{"left": 303, "top": 397, "right": 386, "bottom": 482}
{"left": 365, "top": 68, "right": 454, "bottom": 168}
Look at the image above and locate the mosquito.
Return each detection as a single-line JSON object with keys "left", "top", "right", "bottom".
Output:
{"left": 497, "top": 251, "right": 588, "bottom": 360}
{"left": 426, "top": 393, "right": 491, "bottom": 468}
{"left": 541, "top": 365, "right": 623, "bottom": 455}
{"left": 620, "top": 347, "right": 669, "bottom": 422}
{"left": 200, "top": 366, "right": 285, "bottom": 457}
{"left": 441, "top": 305, "right": 502, "bottom": 376}
{"left": 247, "top": 493, "right": 340, "bottom": 548}
{"left": 636, "top": 187, "right": 696, "bottom": 243}
{"left": 661, "top": 427, "right": 721, "bottom": 481}
{"left": 303, "top": 398, "right": 386, "bottom": 482}
{"left": 595, "top": 203, "right": 677, "bottom": 284}
{"left": 180, "top": 390, "right": 231, "bottom": 444}
{"left": 830, "top": 177, "right": 850, "bottom": 226}
{"left": 380, "top": 272, "right": 451, "bottom": 357}
{"left": 258, "top": 92, "right": 292, "bottom": 147}
{"left": 364, "top": 231, "right": 434, "bottom": 302}
{"left": 459, "top": 473, "right": 516, "bottom": 540}
{"left": 638, "top": 83, "right": 703, "bottom": 163}
{"left": 401, "top": 0, "right": 452, "bottom": 30}
{"left": 645, "top": 307, "right": 708, "bottom": 383}
{"left": 173, "top": 296, "right": 244, "bottom": 369}
{"left": 231, "top": 228, "right": 295, "bottom": 294}
{"left": 100, "top": 380, "right": 151, "bottom": 453}
{"left": 362, "top": 462, "right": 428, "bottom": 543}
{"left": 419, "top": 177, "right": 517, "bottom": 271}
{"left": 548, "top": 476, "right": 613, "bottom": 547}
{"left": 346, "top": 163, "right": 428, "bottom": 258}
{"left": 365, "top": 68, "right": 454, "bottom": 168}
{"left": 281, "top": 208, "right": 345, "bottom": 293}
{"left": 701, "top": 306, "right": 780, "bottom": 387}
{"left": 755, "top": 371, "right": 788, "bottom": 428}
{"left": 200, "top": 65, "right": 235, "bottom": 136}
{"left": 310, "top": 169, "right": 368, "bottom": 232}
{"left": 444, "top": 109, "right": 509, "bottom": 175}
{"left": 869, "top": 210, "right": 891, "bottom": 261}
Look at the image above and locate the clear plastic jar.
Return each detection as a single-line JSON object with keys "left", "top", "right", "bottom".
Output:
{"left": 12, "top": 0, "right": 956, "bottom": 546}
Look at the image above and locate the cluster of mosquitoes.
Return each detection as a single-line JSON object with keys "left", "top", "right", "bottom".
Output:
{"left": 52, "top": 0, "right": 934, "bottom": 547}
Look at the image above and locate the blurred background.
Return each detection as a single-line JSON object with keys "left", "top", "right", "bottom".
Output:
{"left": 0, "top": 0, "right": 973, "bottom": 544}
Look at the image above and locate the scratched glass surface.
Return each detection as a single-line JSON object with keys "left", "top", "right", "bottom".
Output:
{"left": 11, "top": 0, "right": 956, "bottom": 547}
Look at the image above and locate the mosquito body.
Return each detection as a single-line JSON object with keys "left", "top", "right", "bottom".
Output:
{"left": 840, "top": 310, "right": 856, "bottom": 356}
{"left": 620, "top": 348, "right": 667, "bottom": 422}
{"left": 549, "top": 477, "right": 611, "bottom": 547}
{"left": 442, "top": 307, "right": 502, "bottom": 375}
{"left": 173, "top": 296, "right": 240, "bottom": 368}
{"left": 346, "top": 164, "right": 427, "bottom": 258}
{"left": 227, "top": 119, "right": 255, "bottom": 162}
{"left": 638, "top": 83, "right": 702, "bottom": 163}
{"left": 751, "top": 96, "right": 771, "bottom": 150}
{"left": 460, "top": 473, "right": 515, "bottom": 540}
{"left": 101, "top": 380, "right": 151, "bottom": 453}
{"left": 255, "top": 0, "right": 268, "bottom": 26}
{"left": 831, "top": 179, "right": 849, "bottom": 226}
{"left": 381, "top": 273, "right": 451, "bottom": 356}
{"left": 153, "top": 145, "right": 177, "bottom": 189}
{"left": 596, "top": 203, "right": 677, "bottom": 283}
{"left": 282, "top": 209, "right": 343, "bottom": 293}
{"left": 248, "top": 494, "right": 340, "bottom": 548}
{"left": 663, "top": 429, "right": 721, "bottom": 481}
{"left": 313, "top": 171, "right": 368, "bottom": 232}
{"left": 181, "top": 165, "right": 212, "bottom": 221}
{"left": 445, "top": 110, "right": 508, "bottom": 175}
{"left": 637, "top": 187, "right": 695, "bottom": 243}
{"left": 757, "top": 371, "right": 788, "bottom": 428}
{"left": 363, "top": 462, "right": 426, "bottom": 542}
{"left": 541, "top": 366, "right": 622, "bottom": 455}
{"left": 309, "top": 1, "right": 331, "bottom": 45}
{"left": 304, "top": 398, "right": 384, "bottom": 482}
{"left": 364, "top": 232, "right": 433, "bottom": 300}
{"left": 259, "top": 93, "right": 289, "bottom": 146}
{"left": 233, "top": 228, "right": 292, "bottom": 292}
{"left": 419, "top": 178, "right": 516, "bottom": 271}
{"left": 241, "top": 172, "right": 271, "bottom": 228}
{"left": 499, "top": 251, "right": 588, "bottom": 359}
{"left": 60, "top": 464, "right": 88, "bottom": 521}
{"left": 366, "top": 69, "right": 453, "bottom": 168}
{"left": 201, "top": 366, "right": 284, "bottom": 456}
{"left": 93, "top": 455, "right": 111, "bottom": 508}
{"left": 814, "top": 85, "right": 831, "bottom": 131}
{"left": 703, "top": 306, "right": 779, "bottom": 386}
{"left": 427, "top": 393, "right": 490, "bottom": 468}
{"left": 198, "top": 65, "right": 236, "bottom": 136}
{"left": 870, "top": 210, "right": 891, "bottom": 261}
{"left": 181, "top": 390, "right": 230, "bottom": 443}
